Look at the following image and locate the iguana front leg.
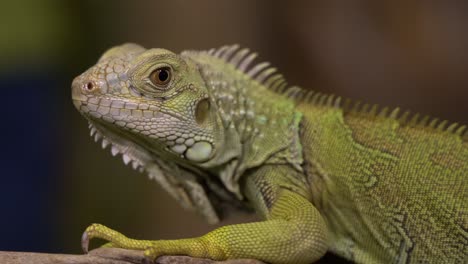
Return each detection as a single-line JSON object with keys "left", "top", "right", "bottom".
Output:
{"left": 82, "top": 165, "right": 329, "bottom": 264}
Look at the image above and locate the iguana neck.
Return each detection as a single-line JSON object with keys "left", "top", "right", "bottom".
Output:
{"left": 184, "top": 52, "right": 304, "bottom": 197}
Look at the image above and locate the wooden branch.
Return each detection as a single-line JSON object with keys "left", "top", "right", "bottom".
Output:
{"left": 0, "top": 248, "right": 265, "bottom": 264}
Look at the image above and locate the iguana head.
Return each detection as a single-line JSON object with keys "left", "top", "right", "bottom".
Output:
{"left": 72, "top": 43, "right": 225, "bottom": 166}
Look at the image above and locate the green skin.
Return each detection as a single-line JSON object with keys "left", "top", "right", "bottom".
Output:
{"left": 72, "top": 43, "right": 467, "bottom": 264}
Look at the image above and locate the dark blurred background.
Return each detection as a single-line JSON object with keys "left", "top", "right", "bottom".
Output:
{"left": 0, "top": 0, "right": 467, "bottom": 262}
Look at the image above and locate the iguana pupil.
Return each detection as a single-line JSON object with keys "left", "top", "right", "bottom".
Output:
{"left": 150, "top": 67, "right": 171, "bottom": 86}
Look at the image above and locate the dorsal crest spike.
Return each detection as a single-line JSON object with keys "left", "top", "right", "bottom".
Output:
{"left": 247, "top": 62, "right": 270, "bottom": 77}
{"left": 238, "top": 52, "right": 258, "bottom": 71}
{"left": 378, "top": 107, "right": 389, "bottom": 118}
{"left": 409, "top": 113, "right": 420, "bottom": 126}
{"left": 311, "top": 93, "right": 322, "bottom": 104}
{"left": 455, "top": 125, "right": 466, "bottom": 136}
{"left": 285, "top": 86, "right": 303, "bottom": 99}
{"left": 419, "top": 115, "right": 431, "bottom": 127}
{"left": 361, "top": 103, "right": 371, "bottom": 114}
{"left": 277, "top": 82, "right": 289, "bottom": 94}
{"left": 368, "top": 104, "right": 379, "bottom": 115}
{"left": 399, "top": 111, "right": 411, "bottom": 124}
{"left": 264, "top": 74, "right": 283, "bottom": 87}
{"left": 446, "top": 122, "right": 458, "bottom": 133}
{"left": 207, "top": 48, "right": 216, "bottom": 55}
{"left": 303, "top": 91, "right": 316, "bottom": 103}
{"left": 428, "top": 118, "right": 439, "bottom": 129}
{"left": 220, "top": 45, "right": 240, "bottom": 60}
{"left": 436, "top": 120, "right": 448, "bottom": 131}
{"left": 256, "top": 67, "right": 277, "bottom": 83}
{"left": 389, "top": 108, "right": 400, "bottom": 119}
{"left": 269, "top": 77, "right": 286, "bottom": 92}
{"left": 351, "top": 101, "right": 362, "bottom": 114}
{"left": 229, "top": 48, "right": 250, "bottom": 67}
{"left": 326, "top": 94, "right": 335, "bottom": 107}
{"left": 333, "top": 96, "right": 342, "bottom": 108}
{"left": 318, "top": 94, "right": 328, "bottom": 105}
{"left": 213, "top": 45, "right": 230, "bottom": 57}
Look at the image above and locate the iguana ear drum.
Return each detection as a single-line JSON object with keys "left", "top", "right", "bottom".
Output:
{"left": 195, "top": 98, "right": 210, "bottom": 125}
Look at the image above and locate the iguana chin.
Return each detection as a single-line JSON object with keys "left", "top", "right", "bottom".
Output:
{"left": 71, "top": 43, "right": 467, "bottom": 264}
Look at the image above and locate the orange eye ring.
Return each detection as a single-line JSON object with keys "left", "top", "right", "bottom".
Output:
{"left": 149, "top": 67, "right": 171, "bottom": 87}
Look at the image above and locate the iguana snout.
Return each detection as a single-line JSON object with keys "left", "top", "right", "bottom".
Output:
{"left": 71, "top": 72, "right": 106, "bottom": 107}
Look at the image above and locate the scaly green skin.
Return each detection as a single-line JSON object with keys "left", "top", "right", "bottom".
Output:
{"left": 72, "top": 43, "right": 468, "bottom": 263}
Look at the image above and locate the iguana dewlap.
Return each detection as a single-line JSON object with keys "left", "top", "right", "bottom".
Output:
{"left": 72, "top": 43, "right": 468, "bottom": 264}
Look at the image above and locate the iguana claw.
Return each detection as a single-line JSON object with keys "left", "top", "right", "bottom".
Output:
{"left": 81, "top": 231, "right": 90, "bottom": 254}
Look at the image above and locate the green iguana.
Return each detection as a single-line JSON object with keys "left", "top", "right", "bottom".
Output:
{"left": 71, "top": 43, "right": 467, "bottom": 264}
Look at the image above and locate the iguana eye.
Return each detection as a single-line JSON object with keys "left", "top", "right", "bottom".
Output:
{"left": 149, "top": 67, "right": 171, "bottom": 87}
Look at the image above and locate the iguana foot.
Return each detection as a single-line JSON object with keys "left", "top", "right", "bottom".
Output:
{"left": 82, "top": 223, "right": 154, "bottom": 253}
{"left": 82, "top": 223, "right": 213, "bottom": 262}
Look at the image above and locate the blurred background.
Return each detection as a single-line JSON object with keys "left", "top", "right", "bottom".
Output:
{"left": 0, "top": 0, "right": 466, "bottom": 263}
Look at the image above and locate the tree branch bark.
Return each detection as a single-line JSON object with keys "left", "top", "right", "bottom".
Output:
{"left": 0, "top": 248, "right": 265, "bottom": 264}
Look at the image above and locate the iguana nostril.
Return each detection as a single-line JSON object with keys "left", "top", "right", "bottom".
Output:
{"left": 85, "top": 82, "right": 94, "bottom": 91}
{"left": 80, "top": 80, "right": 99, "bottom": 93}
{"left": 72, "top": 77, "right": 98, "bottom": 94}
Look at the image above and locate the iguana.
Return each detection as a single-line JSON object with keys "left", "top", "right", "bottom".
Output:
{"left": 71, "top": 43, "right": 468, "bottom": 264}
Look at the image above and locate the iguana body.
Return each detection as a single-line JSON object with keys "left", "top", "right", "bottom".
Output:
{"left": 72, "top": 44, "right": 468, "bottom": 263}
